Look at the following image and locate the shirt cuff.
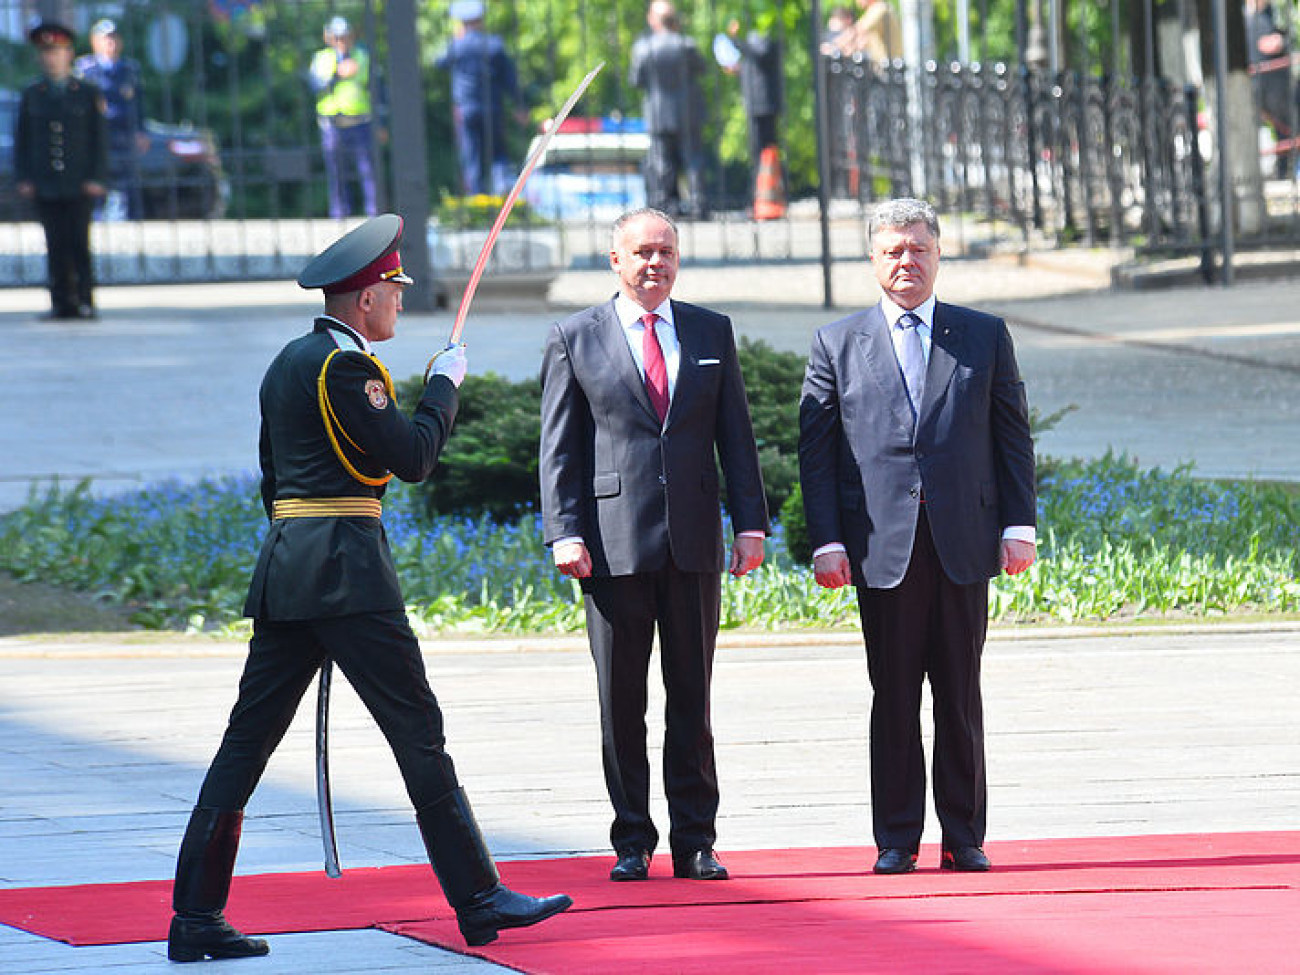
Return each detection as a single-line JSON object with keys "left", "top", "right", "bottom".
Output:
{"left": 1001, "top": 526, "right": 1036, "bottom": 544}
{"left": 812, "top": 542, "right": 848, "bottom": 559}
{"left": 737, "top": 530, "right": 766, "bottom": 539}
{"left": 552, "top": 535, "right": 584, "bottom": 548}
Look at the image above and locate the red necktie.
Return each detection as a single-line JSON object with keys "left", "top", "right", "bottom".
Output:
{"left": 641, "top": 313, "right": 669, "bottom": 422}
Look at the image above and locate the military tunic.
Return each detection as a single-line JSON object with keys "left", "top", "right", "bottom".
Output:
{"left": 75, "top": 53, "right": 144, "bottom": 217}
{"left": 14, "top": 74, "right": 107, "bottom": 316}
{"left": 198, "top": 317, "right": 465, "bottom": 812}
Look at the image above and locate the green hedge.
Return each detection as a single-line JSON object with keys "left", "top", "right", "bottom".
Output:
{"left": 400, "top": 337, "right": 806, "bottom": 530}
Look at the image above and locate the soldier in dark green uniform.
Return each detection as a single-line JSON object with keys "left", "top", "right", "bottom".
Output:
{"left": 167, "top": 215, "right": 572, "bottom": 963}
{"left": 14, "top": 21, "right": 107, "bottom": 320}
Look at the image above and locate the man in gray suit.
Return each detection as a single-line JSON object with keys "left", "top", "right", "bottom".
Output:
{"left": 798, "top": 198, "right": 1037, "bottom": 876}
{"left": 630, "top": 1, "right": 708, "bottom": 219}
{"left": 540, "top": 208, "right": 768, "bottom": 882}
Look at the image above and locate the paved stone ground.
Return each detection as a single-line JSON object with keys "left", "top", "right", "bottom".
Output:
{"left": 2, "top": 624, "right": 1298, "bottom": 972}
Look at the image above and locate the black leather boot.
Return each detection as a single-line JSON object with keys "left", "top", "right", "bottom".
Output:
{"left": 417, "top": 787, "right": 573, "bottom": 946}
{"left": 168, "top": 807, "right": 270, "bottom": 962}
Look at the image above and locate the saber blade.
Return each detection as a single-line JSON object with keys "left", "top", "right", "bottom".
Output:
{"left": 316, "top": 660, "right": 342, "bottom": 878}
{"left": 447, "top": 62, "right": 605, "bottom": 346}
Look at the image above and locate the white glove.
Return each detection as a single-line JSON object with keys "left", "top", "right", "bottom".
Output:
{"left": 429, "top": 343, "right": 468, "bottom": 388}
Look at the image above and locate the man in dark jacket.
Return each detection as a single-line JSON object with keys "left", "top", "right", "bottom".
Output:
{"left": 167, "top": 215, "right": 570, "bottom": 963}
{"left": 630, "top": 1, "right": 709, "bottom": 219}
{"left": 539, "top": 208, "right": 769, "bottom": 883}
{"left": 435, "top": 1, "right": 522, "bottom": 196}
{"left": 799, "top": 198, "right": 1036, "bottom": 876}
{"left": 75, "top": 19, "right": 146, "bottom": 218}
{"left": 14, "top": 20, "right": 107, "bottom": 320}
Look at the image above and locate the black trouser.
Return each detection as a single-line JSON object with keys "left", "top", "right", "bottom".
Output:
{"left": 197, "top": 611, "right": 460, "bottom": 812}
{"left": 36, "top": 196, "right": 95, "bottom": 315}
{"left": 643, "top": 131, "right": 707, "bottom": 218}
{"left": 582, "top": 563, "right": 722, "bottom": 858}
{"left": 856, "top": 507, "right": 989, "bottom": 852}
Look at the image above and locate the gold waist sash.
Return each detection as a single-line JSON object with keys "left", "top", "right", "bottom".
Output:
{"left": 272, "top": 497, "right": 382, "bottom": 520}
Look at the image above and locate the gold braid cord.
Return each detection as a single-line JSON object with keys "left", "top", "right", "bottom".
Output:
{"left": 317, "top": 349, "right": 396, "bottom": 487}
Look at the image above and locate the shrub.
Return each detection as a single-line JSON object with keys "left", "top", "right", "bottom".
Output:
{"left": 397, "top": 371, "right": 543, "bottom": 522}
{"left": 400, "top": 337, "right": 808, "bottom": 527}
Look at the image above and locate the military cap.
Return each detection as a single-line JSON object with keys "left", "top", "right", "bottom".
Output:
{"left": 450, "top": 1, "right": 485, "bottom": 22}
{"left": 28, "top": 19, "right": 75, "bottom": 47}
{"left": 298, "top": 214, "right": 415, "bottom": 295}
{"left": 91, "top": 18, "right": 119, "bottom": 37}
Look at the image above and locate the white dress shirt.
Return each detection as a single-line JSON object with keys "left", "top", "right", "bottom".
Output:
{"left": 614, "top": 293, "right": 681, "bottom": 397}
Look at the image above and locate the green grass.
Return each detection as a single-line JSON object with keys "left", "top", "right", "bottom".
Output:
{"left": 0, "top": 452, "right": 1296, "bottom": 635}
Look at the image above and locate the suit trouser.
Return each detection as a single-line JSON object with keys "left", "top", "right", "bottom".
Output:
{"left": 318, "top": 118, "right": 378, "bottom": 220}
{"left": 36, "top": 196, "right": 94, "bottom": 315}
{"left": 196, "top": 611, "right": 460, "bottom": 813}
{"left": 582, "top": 563, "right": 721, "bottom": 858}
{"left": 643, "top": 131, "right": 706, "bottom": 217}
{"left": 856, "top": 507, "right": 989, "bottom": 852}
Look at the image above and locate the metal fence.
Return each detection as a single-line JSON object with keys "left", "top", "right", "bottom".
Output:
{"left": 2, "top": 0, "right": 1295, "bottom": 293}
{"left": 826, "top": 54, "right": 1212, "bottom": 262}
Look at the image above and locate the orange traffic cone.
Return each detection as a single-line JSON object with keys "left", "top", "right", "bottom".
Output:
{"left": 753, "top": 145, "right": 786, "bottom": 221}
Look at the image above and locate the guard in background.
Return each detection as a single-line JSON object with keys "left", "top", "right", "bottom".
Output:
{"left": 75, "top": 19, "right": 146, "bottom": 219}
{"left": 167, "top": 215, "right": 571, "bottom": 962}
{"left": 309, "top": 16, "right": 379, "bottom": 220}
{"left": 14, "top": 20, "right": 107, "bottom": 321}
{"left": 435, "top": 0, "right": 523, "bottom": 196}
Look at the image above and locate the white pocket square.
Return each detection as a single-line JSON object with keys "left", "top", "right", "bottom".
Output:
{"left": 697, "top": 358, "right": 721, "bottom": 366}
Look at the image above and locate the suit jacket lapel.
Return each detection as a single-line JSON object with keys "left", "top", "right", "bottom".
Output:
{"left": 854, "top": 305, "right": 916, "bottom": 433}
{"left": 592, "top": 298, "right": 659, "bottom": 421}
{"left": 665, "top": 300, "right": 698, "bottom": 425}
{"left": 919, "top": 302, "right": 961, "bottom": 423}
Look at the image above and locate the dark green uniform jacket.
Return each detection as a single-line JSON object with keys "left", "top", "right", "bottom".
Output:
{"left": 243, "top": 318, "right": 458, "bottom": 621}
{"left": 14, "top": 75, "right": 108, "bottom": 199}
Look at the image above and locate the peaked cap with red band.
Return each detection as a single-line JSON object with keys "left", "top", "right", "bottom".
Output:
{"left": 297, "top": 213, "right": 415, "bottom": 295}
{"left": 29, "top": 20, "right": 75, "bottom": 47}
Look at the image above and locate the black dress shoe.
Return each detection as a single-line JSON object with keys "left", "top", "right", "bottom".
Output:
{"left": 167, "top": 912, "right": 269, "bottom": 962}
{"left": 940, "top": 846, "right": 992, "bottom": 872}
{"left": 672, "top": 849, "right": 729, "bottom": 880}
{"left": 610, "top": 850, "right": 650, "bottom": 881}
{"left": 455, "top": 884, "right": 573, "bottom": 946}
{"left": 873, "top": 848, "right": 918, "bottom": 874}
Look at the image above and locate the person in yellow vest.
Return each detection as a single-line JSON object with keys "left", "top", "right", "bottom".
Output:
{"left": 309, "top": 17, "right": 378, "bottom": 219}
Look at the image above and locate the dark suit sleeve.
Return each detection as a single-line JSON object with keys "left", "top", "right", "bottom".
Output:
{"left": 713, "top": 319, "right": 770, "bottom": 535}
{"left": 538, "top": 322, "right": 591, "bottom": 545}
{"left": 323, "top": 351, "right": 459, "bottom": 484}
{"left": 798, "top": 327, "right": 845, "bottom": 552}
{"left": 989, "top": 322, "right": 1037, "bottom": 528}
{"left": 257, "top": 415, "right": 276, "bottom": 519}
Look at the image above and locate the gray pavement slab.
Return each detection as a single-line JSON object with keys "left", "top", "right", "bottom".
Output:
{"left": 1, "top": 624, "right": 1298, "bottom": 972}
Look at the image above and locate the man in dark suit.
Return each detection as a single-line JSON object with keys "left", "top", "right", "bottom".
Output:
{"left": 167, "top": 215, "right": 569, "bottom": 963}
{"left": 798, "top": 198, "right": 1036, "bottom": 875}
{"left": 14, "top": 20, "right": 107, "bottom": 320}
{"left": 630, "top": 1, "right": 709, "bottom": 218}
{"left": 539, "top": 207, "right": 769, "bottom": 882}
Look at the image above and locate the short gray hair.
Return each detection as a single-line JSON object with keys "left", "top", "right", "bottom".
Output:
{"left": 611, "top": 207, "right": 678, "bottom": 249}
{"left": 868, "top": 198, "right": 940, "bottom": 247}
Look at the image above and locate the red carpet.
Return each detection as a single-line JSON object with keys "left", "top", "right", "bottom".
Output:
{"left": 2, "top": 832, "right": 1295, "bottom": 973}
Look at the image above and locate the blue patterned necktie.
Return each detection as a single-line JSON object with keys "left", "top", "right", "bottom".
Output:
{"left": 896, "top": 311, "right": 926, "bottom": 416}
